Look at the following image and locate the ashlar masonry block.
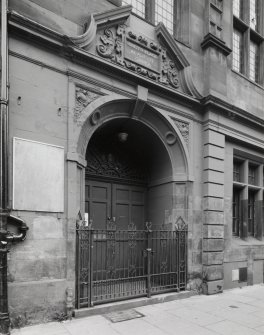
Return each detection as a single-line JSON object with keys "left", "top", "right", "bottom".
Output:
{"left": 203, "top": 225, "right": 224, "bottom": 238}
{"left": 203, "top": 238, "right": 224, "bottom": 251}
{"left": 204, "top": 157, "right": 224, "bottom": 172}
{"left": 202, "top": 251, "right": 224, "bottom": 265}
{"left": 203, "top": 183, "right": 224, "bottom": 197}
{"left": 203, "top": 129, "right": 225, "bottom": 147}
{"left": 204, "top": 144, "right": 225, "bottom": 160}
{"left": 203, "top": 170, "right": 224, "bottom": 184}
{"left": 203, "top": 197, "right": 224, "bottom": 211}
{"left": 204, "top": 211, "right": 224, "bottom": 225}
{"left": 203, "top": 280, "right": 224, "bottom": 295}
{"left": 204, "top": 265, "right": 223, "bottom": 281}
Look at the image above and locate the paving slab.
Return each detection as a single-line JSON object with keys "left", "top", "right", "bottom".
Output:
{"left": 11, "top": 284, "right": 264, "bottom": 335}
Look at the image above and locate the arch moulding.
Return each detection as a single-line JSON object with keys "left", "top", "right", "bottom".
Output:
{"left": 75, "top": 95, "right": 193, "bottom": 182}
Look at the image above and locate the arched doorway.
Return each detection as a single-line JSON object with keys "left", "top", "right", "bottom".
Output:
{"left": 76, "top": 100, "right": 189, "bottom": 308}
{"left": 84, "top": 117, "right": 173, "bottom": 230}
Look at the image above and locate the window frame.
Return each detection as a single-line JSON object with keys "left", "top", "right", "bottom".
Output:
{"left": 232, "top": 187, "right": 241, "bottom": 236}
{"left": 121, "top": 0, "right": 191, "bottom": 45}
{"left": 232, "top": 152, "right": 264, "bottom": 240}
{"left": 232, "top": 0, "right": 264, "bottom": 85}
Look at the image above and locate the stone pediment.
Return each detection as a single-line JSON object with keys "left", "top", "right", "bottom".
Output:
{"left": 66, "top": 6, "right": 202, "bottom": 99}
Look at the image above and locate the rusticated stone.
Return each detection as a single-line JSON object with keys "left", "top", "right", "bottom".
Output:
{"left": 203, "top": 280, "right": 224, "bottom": 295}
{"left": 203, "top": 225, "right": 224, "bottom": 238}
{"left": 203, "top": 238, "right": 224, "bottom": 251}
{"left": 202, "top": 251, "right": 224, "bottom": 265}
{"left": 203, "top": 265, "right": 223, "bottom": 281}
{"left": 204, "top": 211, "right": 224, "bottom": 225}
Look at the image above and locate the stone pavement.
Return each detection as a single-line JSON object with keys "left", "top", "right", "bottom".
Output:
{"left": 12, "top": 284, "right": 264, "bottom": 335}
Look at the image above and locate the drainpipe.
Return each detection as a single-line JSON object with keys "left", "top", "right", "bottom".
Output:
{"left": 0, "top": 1, "right": 28, "bottom": 334}
{"left": 0, "top": 0, "right": 10, "bottom": 332}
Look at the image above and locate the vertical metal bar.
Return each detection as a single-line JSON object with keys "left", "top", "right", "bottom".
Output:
{"left": 146, "top": 229, "right": 151, "bottom": 298}
{"left": 75, "top": 227, "right": 80, "bottom": 309}
{"left": 89, "top": 229, "right": 94, "bottom": 306}
{"left": 177, "top": 230, "right": 180, "bottom": 291}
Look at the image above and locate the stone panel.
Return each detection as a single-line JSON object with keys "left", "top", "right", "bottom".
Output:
{"left": 204, "top": 280, "right": 224, "bottom": 295}
{"left": 203, "top": 170, "right": 224, "bottom": 184}
{"left": 204, "top": 265, "right": 223, "bottom": 281}
{"left": 204, "top": 144, "right": 225, "bottom": 160}
{"left": 203, "top": 130, "right": 225, "bottom": 148}
{"left": 203, "top": 183, "right": 224, "bottom": 197}
{"left": 203, "top": 197, "right": 224, "bottom": 211}
{"left": 204, "top": 211, "right": 224, "bottom": 225}
{"left": 202, "top": 251, "right": 224, "bottom": 265}
{"left": 9, "top": 279, "right": 69, "bottom": 326}
{"left": 204, "top": 157, "right": 224, "bottom": 171}
{"left": 203, "top": 239, "right": 224, "bottom": 251}
{"left": 203, "top": 225, "right": 224, "bottom": 238}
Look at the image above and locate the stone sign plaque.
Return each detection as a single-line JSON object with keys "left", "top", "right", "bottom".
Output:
{"left": 13, "top": 137, "right": 64, "bottom": 212}
{"left": 125, "top": 40, "right": 160, "bottom": 73}
{"left": 96, "top": 26, "right": 180, "bottom": 89}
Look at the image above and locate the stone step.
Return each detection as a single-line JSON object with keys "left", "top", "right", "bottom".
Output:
{"left": 74, "top": 290, "right": 197, "bottom": 318}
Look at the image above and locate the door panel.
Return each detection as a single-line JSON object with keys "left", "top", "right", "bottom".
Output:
{"left": 85, "top": 180, "right": 146, "bottom": 230}
{"left": 85, "top": 180, "right": 111, "bottom": 229}
{"left": 112, "top": 184, "right": 145, "bottom": 230}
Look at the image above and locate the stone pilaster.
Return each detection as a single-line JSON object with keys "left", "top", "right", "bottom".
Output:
{"left": 202, "top": 128, "right": 225, "bottom": 294}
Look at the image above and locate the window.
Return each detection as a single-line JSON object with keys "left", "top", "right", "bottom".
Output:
{"left": 233, "top": 153, "right": 263, "bottom": 239}
{"left": 233, "top": 160, "right": 242, "bottom": 182}
{"left": 122, "top": 0, "right": 178, "bottom": 38}
{"left": 155, "top": 0, "right": 174, "bottom": 35}
{"left": 232, "top": 29, "right": 243, "bottom": 73}
{"left": 122, "top": 0, "right": 145, "bottom": 18}
{"left": 249, "top": 40, "right": 259, "bottom": 82}
{"left": 233, "top": 188, "right": 241, "bottom": 236}
{"left": 232, "top": 0, "right": 263, "bottom": 85}
{"left": 233, "top": 0, "right": 243, "bottom": 20}
{"left": 248, "top": 190, "right": 256, "bottom": 236}
{"left": 248, "top": 164, "right": 258, "bottom": 185}
{"left": 250, "top": 0, "right": 259, "bottom": 31}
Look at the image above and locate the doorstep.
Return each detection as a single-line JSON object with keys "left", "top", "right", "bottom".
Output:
{"left": 74, "top": 290, "right": 197, "bottom": 318}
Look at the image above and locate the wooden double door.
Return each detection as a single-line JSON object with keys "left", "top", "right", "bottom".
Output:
{"left": 85, "top": 180, "right": 146, "bottom": 230}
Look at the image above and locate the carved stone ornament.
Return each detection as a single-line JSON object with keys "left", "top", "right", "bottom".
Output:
{"left": 175, "top": 216, "right": 188, "bottom": 231}
{"left": 173, "top": 119, "right": 189, "bottom": 147}
{"left": 86, "top": 145, "right": 148, "bottom": 184}
{"left": 96, "top": 25, "right": 181, "bottom": 91}
{"left": 74, "top": 87, "right": 101, "bottom": 122}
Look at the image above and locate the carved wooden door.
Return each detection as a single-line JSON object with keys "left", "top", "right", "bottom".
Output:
{"left": 85, "top": 180, "right": 145, "bottom": 229}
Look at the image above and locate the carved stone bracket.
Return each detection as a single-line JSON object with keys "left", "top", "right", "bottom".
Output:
{"left": 74, "top": 87, "right": 101, "bottom": 123}
{"left": 173, "top": 119, "right": 189, "bottom": 147}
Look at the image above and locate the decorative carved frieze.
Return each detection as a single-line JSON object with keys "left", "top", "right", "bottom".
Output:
{"left": 86, "top": 145, "right": 148, "bottom": 183}
{"left": 96, "top": 25, "right": 181, "bottom": 91}
{"left": 173, "top": 119, "right": 189, "bottom": 147}
{"left": 74, "top": 87, "right": 101, "bottom": 122}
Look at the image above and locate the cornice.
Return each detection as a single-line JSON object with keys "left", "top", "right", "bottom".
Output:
{"left": 8, "top": 11, "right": 264, "bottom": 132}
{"left": 8, "top": 10, "right": 65, "bottom": 47}
{"left": 201, "top": 95, "right": 264, "bottom": 129}
{"left": 201, "top": 33, "right": 232, "bottom": 56}
{"left": 203, "top": 119, "right": 264, "bottom": 150}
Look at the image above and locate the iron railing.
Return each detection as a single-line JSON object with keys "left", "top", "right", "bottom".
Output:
{"left": 76, "top": 219, "right": 187, "bottom": 308}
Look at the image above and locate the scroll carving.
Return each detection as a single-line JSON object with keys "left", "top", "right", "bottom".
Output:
{"left": 173, "top": 119, "right": 189, "bottom": 147}
{"left": 96, "top": 25, "right": 181, "bottom": 91}
{"left": 160, "top": 60, "right": 179, "bottom": 88}
{"left": 74, "top": 87, "right": 101, "bottom": 122}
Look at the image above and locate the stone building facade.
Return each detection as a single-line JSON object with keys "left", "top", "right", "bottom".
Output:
{"left": 2, "top": 0, "right": 264, "bottom": 328}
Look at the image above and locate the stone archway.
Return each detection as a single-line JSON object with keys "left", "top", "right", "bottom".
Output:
{"left": 76, "top": 96, "right": 192, "bottom": 228}
{"left": 74, "top": 97, "right": 191, "bottom": 307}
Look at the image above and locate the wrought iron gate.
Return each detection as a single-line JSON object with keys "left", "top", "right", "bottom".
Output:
{"left": 76, "top": 219, "right": 188, "bottom": 308}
